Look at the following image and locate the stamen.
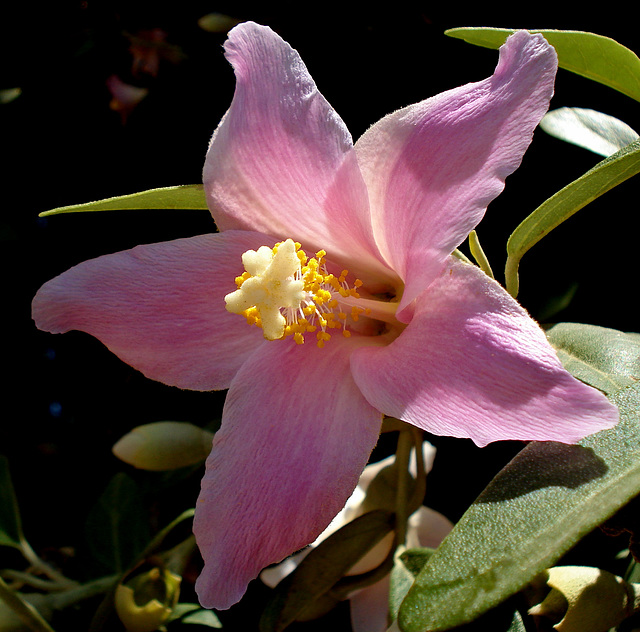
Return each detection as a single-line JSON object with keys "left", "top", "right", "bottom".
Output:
{"left": 224, "top": 238, "right": 371, "bottom": 348}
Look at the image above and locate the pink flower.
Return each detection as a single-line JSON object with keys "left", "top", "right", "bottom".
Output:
{"left": 32, "top": 22, "right": 618, "bottom": 610}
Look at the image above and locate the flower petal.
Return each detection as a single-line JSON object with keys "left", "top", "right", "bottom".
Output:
{"left": 354, "top": 31, "right": 557, "bottom": 319}
{"left": 351, "top": 258, "right": 618, "bottom": 447}
{"left": 193, "top": 335, "right": 383, "bottom": 609}
{"left": 32, "top": 230, "right": 270, "bottom": 391}
{"left": 204, "top": 21, "right": 395, "bottom": 284}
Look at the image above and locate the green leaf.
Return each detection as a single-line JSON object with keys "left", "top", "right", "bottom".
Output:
{"left": 540, "top": 107, "right": 639, "bottom": 157}
{"left": 546, "top": 323, "right": 640, "bottom": 395}
{"left": 0, "top": 456, "right": 25, "bottom": 550}
{"left": 259, "top": 510, "right": 395, "bottom": 632}
{"left": 398, "top": 382, "right": 640, "bottom": 632}
{"left": 504, "top": 139, "right": 640, "bottom": 296}
{"left": 445, "top": 28, "right": 640, "bottom": 102}
{"left": 84, "top": 473, "right": 151, "bottom": 575}
{"left": 39, "top": 184, "right": 207, "bottom": 216}
{"left": 389, "top": 547, "right": 435, "bottom": 623}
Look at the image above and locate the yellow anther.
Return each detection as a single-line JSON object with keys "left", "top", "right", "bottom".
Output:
{"left": 226, "top": 238, "right": 372, "bottom": 349}
{"left": 342, "top": 330, "right": 351, "bottom": 338}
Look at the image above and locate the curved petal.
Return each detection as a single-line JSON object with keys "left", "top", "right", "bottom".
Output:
{"left": 194, "top": 335, "right": 383, "bottom": 609}
{"left": 204, "top": 21, "right": 395, "bottom": 284}
{"left": 32, "top": 230, "right": 271, "bottom": 391}
{"left": 351, "top": 258, "right": 618, "bottom": 447}
{"left": 354, "top": 31, "right": 558, "bottom": 319}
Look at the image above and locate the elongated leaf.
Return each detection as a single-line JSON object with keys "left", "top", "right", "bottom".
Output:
{"left": 84, "top": 473, "right": 151, "bottom": 575}
{"left": 398, "top": 381, "right": 640, "bottom": 632}
{"left": 446, "top": 28, "right": 640, "bottom": 102}
{"left": 546, "top": 323, "right": 640, "bottom": 395}
{"left": 39, "top": 184, "right": 207, "bottom": 216}
{"left": 504, "top": 139, "right": 640, "bottom": 296}
{"left": 0, "top": 455, "right": 25, "bottom": 550}
{"left": 259, "top": 510, "right": 394, "bottom": 632}
{"left": 540, "top": 107, "right": 639, "bottom": 157}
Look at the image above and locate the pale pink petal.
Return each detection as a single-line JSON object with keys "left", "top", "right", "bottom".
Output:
{"left": 351, "top": 258, "right": 618, "bottom": 447}
{"left": 349, "top": 574, "right": 390, "bottom": 632}
{"left": 194, "top": 335, "right": 384, "bottom": 609}
{"left": 204, "top": 21, "right": 396, "bottom": 285}
{"left": 355, "top": 31, "right": 557, "bottom": 319}
{"left": 32, "top": 230, "right": 270, "bottom": 391}
{"left": 410, "top": 506, "right": 454, "bottom": 550}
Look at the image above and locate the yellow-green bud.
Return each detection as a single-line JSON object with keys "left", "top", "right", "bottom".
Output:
{"left": 114, "top": 566, "right": 181, "bottom": 632}
{"left": 528, "top": 565, "right": 639, "bottom": 632}
{"left": 112, "top": 421, "right": 214, "bottom": 471}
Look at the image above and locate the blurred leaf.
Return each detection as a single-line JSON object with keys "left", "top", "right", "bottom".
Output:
{"left": 0, "top": 88, "right": 21, "bottom": 105}
{"left": 541, "top": 107, "right": 639, "bottom": 157}
{"left": 39, "top": 185, "right": 207, "bottom": 216}
{"left": 0, "top": 578, "right": 55, "bottom": 632}
{"left": 0, "top": 456, "right": 25, "bottom": 550}
{"left": 85, "top": 473, "right": 151, "bottom": 575}
{"left": 398, "top": 382, "right": 640, "bottom": 632}
{"left": 445, "top": 28, "right": 640, "bottom": 102}
{"left": 198, "top": 13, "right": 241, "bottom": 32}
{"left": 504, "top": 139, "right": 640, "bottom": 296}
{"left": 260, "top": 510, "right": 394, "bottom": 632}
{"left": 546, "top": 323, "right": 640, "bottom": 395}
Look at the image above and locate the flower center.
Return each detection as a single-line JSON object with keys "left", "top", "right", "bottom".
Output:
{"left": 225, "top": 238, "right": 371, "bottom": 348}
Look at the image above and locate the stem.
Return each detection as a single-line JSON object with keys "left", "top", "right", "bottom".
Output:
{"left": 20, "top": 540, "right": 77, "bottom": 589}
{"left": 468, "top": 230, "right": 494, "bottom": 279}
{"left": 394, "top": 430, "right": 413, "bottom": 548}
{"left": 46, "top": 575, "right": 118, "bottom": 611}
{"left": 407, "top": 427, "right": 427, "bottom": 516}
{"left": 504, "top": 254, "right": 520, "bottom": 298}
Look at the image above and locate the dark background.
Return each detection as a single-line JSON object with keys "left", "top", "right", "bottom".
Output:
{"left": 2, "top": 1, "right": 638, "bottom": 627}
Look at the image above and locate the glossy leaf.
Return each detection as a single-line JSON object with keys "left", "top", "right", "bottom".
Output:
{"left": 398, "top": 381, "right": 640, "bottom": 632}
{"left": 39, "top": 184, "right": 207, "bottom": 216}
{"left": 540, "top": 107, "right": 639, "bottom": 157}
{"left": 504, "top": 139, "right": 640, "bottom": 296}
{"left": 445, "top": 28, "right": 640, "bottom": 102}
{"left": 546, "top": 323, "right": 640, "bottom": 395}
{"left": 259, "top": 510, "right": 395, "bottom": 632}
{"left": 0, "top": 455, "right": 25, "bottom": 550}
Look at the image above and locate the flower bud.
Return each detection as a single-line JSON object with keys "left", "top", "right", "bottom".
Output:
{"left": 114, "top": 566, "right": 181, "bottom": 632}
{"left": 113, "top": 421, "right": 214, "bottom": 471}
{"left": 528, "top": 565, "right": 639, "bottom": 632}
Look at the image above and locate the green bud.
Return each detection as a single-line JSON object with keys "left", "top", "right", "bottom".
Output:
{"left": 112, "top": 421, "right": 214, "bottom": 471}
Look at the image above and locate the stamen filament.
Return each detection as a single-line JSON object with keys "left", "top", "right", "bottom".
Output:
{"left": 224, "top": 238, "right": 399, "bottom": 347}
